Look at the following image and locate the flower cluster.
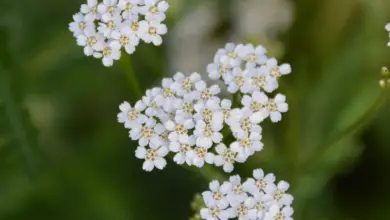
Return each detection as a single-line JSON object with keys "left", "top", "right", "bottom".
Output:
{"left": 386, "top": 23, "right": 390, "bottom": 47}
{"left": 69, "top": 0, "right": 168, "bottom": 67}
{"left": 200, "top": 169, "right": 294, "bottom": 220}
{"left": 207, "top": 43, "right": 291, "bottom": 95}
{"left": 117, "top": 43, "right": 291, "bottom": 173}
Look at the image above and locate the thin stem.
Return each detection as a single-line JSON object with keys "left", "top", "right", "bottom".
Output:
{"left": 119, "top": 53, "right": 143, "bottom": 99}
{"left": 303, "top": 89, "right": 388, "bottom": 170}
{"left": 0, "top": 69, "right": 39, "bottom": 180}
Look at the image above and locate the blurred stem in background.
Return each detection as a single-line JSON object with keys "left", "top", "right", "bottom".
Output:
{"left": 304, "top": 79, "right": 389, "bottom": 172}
{"left": 119, "top": 53, "right": 143, "bottom": 99}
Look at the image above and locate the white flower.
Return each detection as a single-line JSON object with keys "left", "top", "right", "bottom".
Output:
{"left": 228, "top": 108, "right": 262, "bottom": 139}
{"left": 386, "top": 23, "right": 390, "bottom": 46}
{"left": 254, "top": 94, "right": 288, "bottom": 123}
{"left": 135, "top": 144, "right": 169, "bottom": 171}
{"left": 243, "top": 169, "right": 276, "bottom": 194}
{"left": 69, "top": 13, "right": 94, "bottom": 37}
{"left": 230, "top": 197, "right": 257, "bottom": 220}
{"left": 202, "top": 180, "right": 232, "bottom": 208}
{"left": 98, "top": 0, "right": 120, "bottom": 22}
{"left": 217, "top": 43, "right": 242, "bottom": 67}
{"left": 237, "top": 44, "right": 268, "bottom": 68}
{"left": 230, "top": 132, "right": 263, "bottom": 159}
{"left": 129, "top": 118, "right": 164, "bottom": 147}
{"left": 242, "top": 91, "right": 267, "bottom": 114}
{"left": 93, "top": 41, "right": 121, "bottom": 67}
{"left": 171, "top": 72, "right": 202, "bottom": 96}
{"left": 214, "top": 144, "right": 238, "bottom": 173}
{"left": 76, "top": 30, "right": 104, "bottom": 56}
{"left": 264, "top": 205, "right": 294, "bottom": 220}
{"left": 111, "top": 27, "right": 140, "bottom": 54}
{"left": 138, "top": 20, "right": 167, "bottom": 45}
{"left": 187, "top": 147, "right": 215, "bottom": 168}
{"left": 207, "top": 59, "right": 233, "bottom": 82}
{"left": 194, "top": 81, "right": 221, "bottom": 102}
{"left": 194, "top": 98, "right": 221, "bottom": 123}
{"left": 165, "top": 117, "right": 194, "bottom": 144}
{"left": 117, "top": 101, "right": 148, "bottom": 128}
{"left": 265, "top": 58, "right": 291, "bottom": 78}
{"left": 252, "top": 192, "right": 273, "bottom": 219}
{"left": 80, "top": 0, "right": 100, "bottom": 20}
{"left": 118, "top": 0, "right": 143, "bottom": 19}
{"left": 200, "top": 205, "right": 231, "bottom": 220}
{"left": 246, "top": 66, "right": 278, "bottom": 93}
{"left": 142, "top": 0, "right": 169, "bottom": 22}
{"left": 264, "top": 181, "right": 294, "bottom": 206}
{"left": 169, "top": 135, "right": 195, "bottom": 165}
{"left": 97, "top": 14, "right": 122, "bottom": 37}
{"left": 154, "top": 78, "right": 179, "bottom": 112}
{"left": 194, "top": 118, "right": 223, "bottom": 148}
{"left": 142, "top": 88, "right": 164, "bottom": 117}
{"left": 226, "top": 175, "right": 248, "bottom": 206}
{"left": 227, "top": 68, "right": 249, "bottom": 94}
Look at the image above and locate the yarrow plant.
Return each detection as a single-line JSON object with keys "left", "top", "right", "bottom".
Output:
{"left": 200, "top": 169, "right": 294, "bottom": 220}
{"left": 69, "top": 0, "right": 168, "bottom": 67}
{"left": 117, "top": 43, "right": 291, "bottom": 173}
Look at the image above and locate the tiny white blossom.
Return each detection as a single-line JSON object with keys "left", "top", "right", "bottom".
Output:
{"left": 118, "top": 0, "right": 143, "bottom": 19}
{"left": 171, "top": 72, "right": 202, "bottom": 96}
{"left": 187, "top": 147, "right": 215, "bottom": 168}
{"left": 207, "top": 59, "right": 233, "bottom": 82}
{"left": 117, "top": 101, "right": 148, "bottom": 128}
{"left": 246, "top": 66, "right": 278, "bottom": 94}
{"left": 80, "top": 0, "right": 100, "bottom": 20}
{"left": 139, "top": 20, "right": 167, "bottom": 45}
{"left": 129, "top": 118, "right": 164, "bottom": 147}
{"left": 200, "top": 205, "right": 231, "bottom": 220}
{"left": 218, "top": 43, "right": 242, "bottom": 67}
{"left": 93, "top": 41, "right": 121, "bottom": 67}
{"left": 169, "top": 135, "right": 195, "bottom": 165}
{"left": 98, "top": 0, "right": 120, "bottom": 22}
{"left": 265, "top": 58, "right": 292, "bottom": 78}
{"left": 202, "top": 180, "right": 232, "bottom": 208}
{"left": 226, "top": 175, "right": 248, "bottom": 206}
{"left": 135, "top": 144, "right": 168, "bottom": 171}
{"left": 230, "top": 132, "right": 263, "bottom": 160}
{"left": 194, "top": 118, "right": 223, "bottom": 148}
{"left": 194, "top": 81, "right": 221, "bottom": 102}
{"left": 227, "top": 68, "right": 249, "bottom": 94}
{"left": 220, "top": 99, "right": 232, "bottom": 124}
{"left": 69, "top": 13, "right": 94, "bottom": 37}
{"left": 111, "top": 27, "right": 140, "bottom": 54}
{"left": 142, "top": 0, "right": 169, "bottom": 22}
{"left": 254, "top": 94, "right": 288, "bottom": 123}
{"left": 230, "top": 197, "right": 257, "bottom": 220}
{"left": 76, "top": 30, "right": 104, "bottom": 56}
{"left": 243, "top": 169, "right": 276, "bottom": 194}
{"left": 228, "top": 108, "right": 262, "bottom": 139}
{"left": 165, "top": 117, "right": 194, "bottom": 144}
{"left": 237, "top": 44, "right": 268, "bottom": 68}
{"left": 214, "top": 144, "right": 238, "bottom": 173}
{"left": 264, "top": 181, "right": 294, "bottom": 207}
{"left": 264, "top": 205, "right": 294, "bottom": 220}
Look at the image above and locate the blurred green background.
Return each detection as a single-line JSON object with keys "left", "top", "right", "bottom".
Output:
{"left": 1, "top": 0, "right": 390, "bottom": 219}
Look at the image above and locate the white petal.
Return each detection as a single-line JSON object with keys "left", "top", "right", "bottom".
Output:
{"left": 142, "top": 160, "right": 154, "bottom": 171}
{"left": 154, "top": 157, "right": 167, "bottom": 170}
{"left": 135, "top": 147, "right": 146, "bottom": 159}
{"left": 253, "top": 169, "right": 264, "bottom": 179}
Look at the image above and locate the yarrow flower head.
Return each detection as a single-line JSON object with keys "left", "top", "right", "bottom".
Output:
{"left": 200, "top": 169, "right": 294, "bottom": 220}
{"left": 117, "top": 43, "right": 291, "bottom": 173}
{"left": 69, "top": 0, "right": 169, "bottom": 66}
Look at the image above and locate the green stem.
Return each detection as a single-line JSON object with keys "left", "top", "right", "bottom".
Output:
{"left": 119, "top": 53, "right": 143, "bottom": 99}
{"left": 303, "top": 89, "right": 388, "bottom": 170}
{"left": 0, "top": 69, "right": 39, "bottom": 180}
{"left": 232, "top": 93, "right": 241, "bottom": 108}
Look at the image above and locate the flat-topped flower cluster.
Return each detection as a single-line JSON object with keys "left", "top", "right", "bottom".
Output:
{"left": 69, "top": 0, "right": 168, "bottom": 66}
{"left": 200, "top": 169, "right": 294, "bottom": 220}
{"left": 117, "top": 43, "right": 291, "bottom": 173}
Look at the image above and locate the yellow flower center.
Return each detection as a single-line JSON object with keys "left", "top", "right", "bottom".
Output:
{"left": 103, "top": 47, "right": 112, "bottom": 57}
{"left": 141, "top": 127, "right": 154, "bottom": 139}
{"left": 145, "top": 149, "right": 157, "bottom": 161}
{"left": 127, "top": 109, "right": 139, "bottom": 120}
{"left": 87, "top": 36, "right": 97, "bottom": 46}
